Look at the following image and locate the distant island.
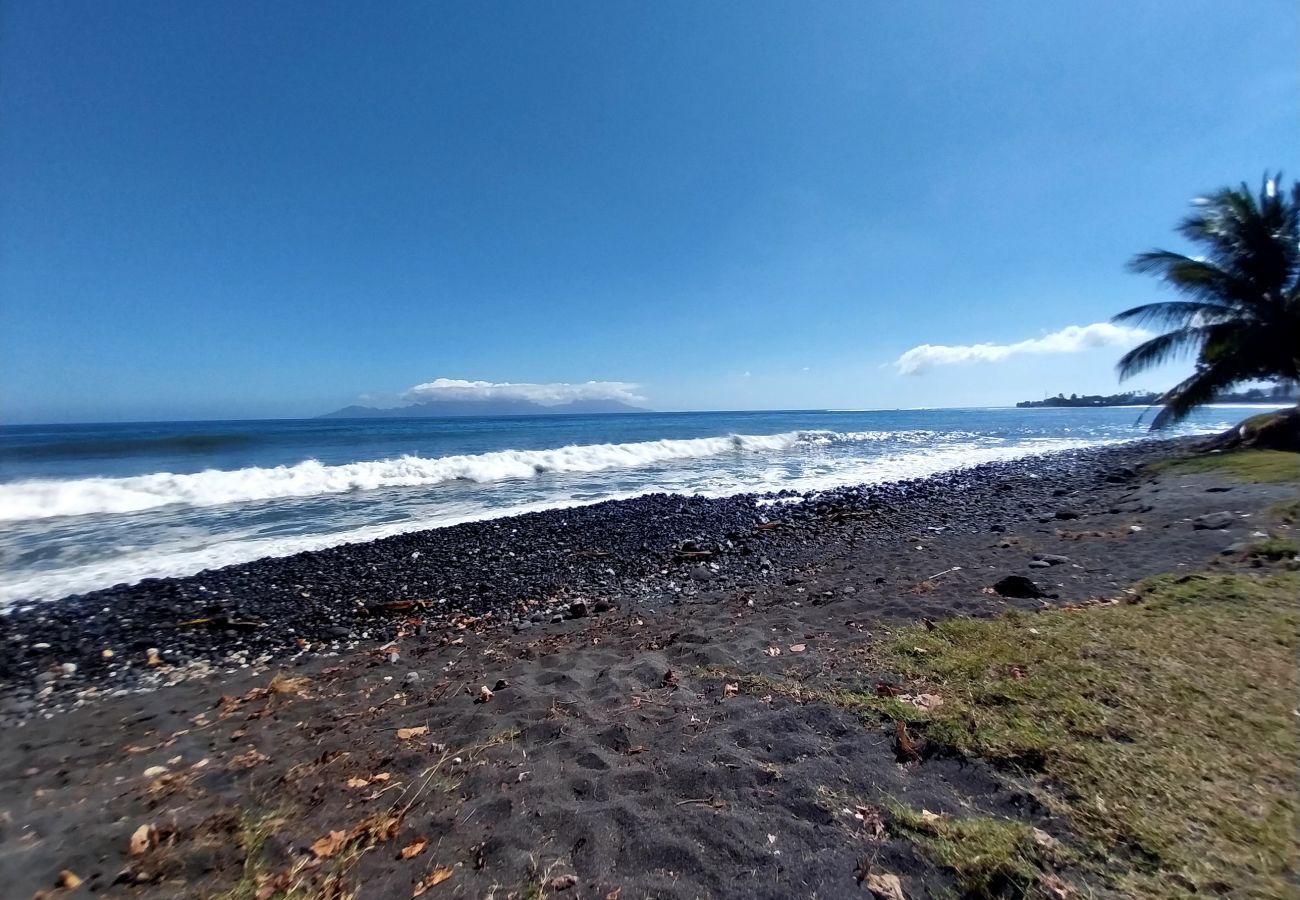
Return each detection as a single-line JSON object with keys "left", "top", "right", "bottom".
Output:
{"left": 319, "top": 398, "right": 650, "bottom": 419}
{"left": 1016, "top": 386, "right": 1298, "bottom": 409}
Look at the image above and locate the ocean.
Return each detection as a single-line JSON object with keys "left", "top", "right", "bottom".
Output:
{"left": 0, "top": 407, "right": 1256, "bottom": 606}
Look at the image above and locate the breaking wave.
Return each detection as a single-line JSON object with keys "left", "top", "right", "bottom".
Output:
{"left": 0, "top": 430, "right": 889, "bottom": 522}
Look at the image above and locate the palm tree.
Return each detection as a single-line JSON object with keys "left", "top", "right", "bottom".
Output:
{"left": 1114, "top": 172, "right": 1300, "bottom": 428}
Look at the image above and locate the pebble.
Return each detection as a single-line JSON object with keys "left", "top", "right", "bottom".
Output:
{"left": 403, "top": 672, "right": 422, "bottom": 684}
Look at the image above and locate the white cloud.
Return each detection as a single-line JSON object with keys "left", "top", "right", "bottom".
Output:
{"left": 894, "top": 322, "right": 1150, "bottom": 376}
{"left": 402, "top": 378, "right": 643, "bottom": 405}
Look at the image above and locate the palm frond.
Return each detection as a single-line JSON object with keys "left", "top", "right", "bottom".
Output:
{"left": 1125, "top": 251, "right": 1258, "bottom": 308}
{"left": 1116, "top": 328, "right": 1205, "bottom": 381}
{"left": 1150, "top": 364, "right": 1245, "bottom": 429}
{"left": 1111, "top": 300, "right": 1233, "bottom": 329}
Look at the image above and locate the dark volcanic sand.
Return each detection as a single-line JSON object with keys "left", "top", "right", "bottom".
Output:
{"left": 1, "top": 439, "right": 1294, "bottom": 899}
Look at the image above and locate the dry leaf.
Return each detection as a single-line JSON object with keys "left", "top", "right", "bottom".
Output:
{"left": 371, "top": 772, "right": 392, "bottom": 782}
{"left": 346, "top": 776, "right": 371, "bottom": 789}
{"left": 475, "top": 685, "right": 493, "bottom": 704}
{"left": 857, "top": 805, "right": 886, "bottom": 839}
{"left": 548, "top": 873, "right": 578, "bottom": 891}
{"left": 723, "top": 682, "right": 739, "bottom": 698}
{"left": 920, "top": 809, "right": 943, "bottom": 826}
{"left": 228, "top": 748, "right": 270, "bottom": 770}
{"left": 396, "top": 725, "right": 430, "bottom": 740}
{"left": 788, "top": 643, "right": 806, "bottom": 653}
{"left": 1032, "top": 828, "right": 1059, "bottom": 851}
{"left": 865, "top": 871, "right": 907, "bottom": 900}
{"left": 765, "top": 647, "right": 781, "bottom": 657}
{"left": 57, "top": 870, "right": 83, "bottom": 889}
{"left": 1039, "top": 872, "right": 1074, "bottom": 898}
{"left": 412, "top": 867, "right": 454, "bottom": 895}
{"left": 662, "top": 669, "right": 678, "bottom": 686}
{"left": 894, "top": 722, "right": 921, "bottom": 762}
{"left": 399, "top": 837, "right": 428, "bottom": 859}
{"left": 128, "top": 823, "right": 157, "bottom": 856}
{"left": 310, "top": 830, "right": 349, "bottom": 859}
{"left": 905, "top": 693, "right": 944, "bottom": 711}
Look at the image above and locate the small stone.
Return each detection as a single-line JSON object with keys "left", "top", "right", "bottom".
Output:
{"left": 58, "top": 662, "right": 78, "bottom": 676}
{"left": 1036, "top": 554, "right": 1071, "bottom": 566}
{"left": 1193, "top": 512, "right": 1235, "bottom": 530}
{"left": 568, "top": 600, "right": 589, "bottom": 619}
{"left": 1054, "top": 509, "right": 1080, "bottom": 521}
{"left": 593, "top": 599, "right": 613, "bottom": 613}
{"left": 1028, "top": 560, "right": 1052, "bottom": 568}
{"left": 403, "top": 671, "right": 422, "bottom": 684}
{"left": 550, "top": 615, "right": 564, "bottom": 624}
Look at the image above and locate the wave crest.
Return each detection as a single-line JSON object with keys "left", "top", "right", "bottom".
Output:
{"left": 0, "top": 430, "right": 856, "bottom": 522}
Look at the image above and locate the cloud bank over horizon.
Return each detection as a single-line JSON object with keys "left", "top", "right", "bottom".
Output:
{"left": 402, "top": 378, "right": 645, "bottom": 406}
{"left": 894, "top": 322, "right": 1150, "bottom": 376}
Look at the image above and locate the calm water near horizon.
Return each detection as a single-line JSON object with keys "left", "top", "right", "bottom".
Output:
{"left": 0, "top": 407, "right": 1266, "bottom": 606}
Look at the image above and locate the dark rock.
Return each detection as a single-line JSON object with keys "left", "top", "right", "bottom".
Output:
{"left": 992, "top": 575, "right": 1053, "bottom": 599}
{"left": 568, "top": 600, "right": 589, "bottom": 619}
{"left": 1054, "top": 509, "right": 1080, "bottom": 521}
{"left": 592, "top": 599, "right": 613, "bottom": 614}
{"left": 690, "top": 565, "right": 713, "bottom": 583}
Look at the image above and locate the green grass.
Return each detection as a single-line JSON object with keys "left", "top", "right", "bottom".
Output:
{"left": 845, "top": 571, "right": 1299, "bottom": 899}
{"left": 887, "top": 806, "right": 1054, "bottom": 898}
{"left": 1149, "top": 449, "right": 1300, "bottom": 483}
{"left": 1247, "top": 537, "right": 1300, "bottom": 561}
{"left": 1269, "top": 498, "right": 1299, "bottom": 524}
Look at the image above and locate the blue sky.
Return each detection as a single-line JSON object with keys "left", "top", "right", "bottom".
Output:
{"left": 2, "top": 1, "right": 1296, "bottom": 423}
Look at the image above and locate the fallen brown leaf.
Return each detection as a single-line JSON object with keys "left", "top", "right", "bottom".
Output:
{"left": 548, "top": 873, "right": 578, "bottom": 891}
{"left": 399, "top": 837, "right": 428, "bottom": 859}
{"left": 228, "top": 748, "right": 270, "bottom": 770}
{"left": 857, "top": 805, "right": 886, "bottom": 839}
{"left": 865, "top": 870, "right": 907, "bottom": 899}
{"left": 310, "top": 830, "right": 349, "bottom": 859}
{"left": 1039, "top": 872, "right": 1074, "bottom": 898}
{"left": 396, "top": 725, "right": 430, "bottom": 740}
{"left": 662, "top": 669, "right": 679, "bottom": 686}
{"left": 903, "top": 693, "right": 943, "bottom": 711}
{"left": 127, "top": 823, "right": 157, "bottom": 856}
{"left": 412, "top": 866, "right": 454, "bottom": 895}
{"left": 894, "top": 722, "right": 920, "bottom": 762}
{"left": 57, "top": 870, "right": 83, "bottom": 889}
{"left": 346, "top": 776, "right": 371, "bottom": 789}
{"left": 723, "top": 683, "right": 739, "bottom": 698}
{"left": 475, "top": 685, "right": 494, "bottom": 704}
{"left": 765, "top": 647, "right": 781, "bottom": 657}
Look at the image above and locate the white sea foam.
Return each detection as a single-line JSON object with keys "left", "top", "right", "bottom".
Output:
{"left": 0, "top": 430, "right": 855, "bottom": 523}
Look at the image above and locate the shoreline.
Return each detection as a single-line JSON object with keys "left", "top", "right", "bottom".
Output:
{"left": 1, "top": 434, "right": 1294, "bottom": 898}
{"left": 0, "top": 437, "right": 1193, "bottom": 701}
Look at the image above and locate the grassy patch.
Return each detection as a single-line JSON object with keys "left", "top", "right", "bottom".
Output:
{"left": 887, "top": 806, "right": 1054, "bottom": 897}
{"left": 1247, "top": 538, "right": 1300, "bottom": 561}
{"left": 847, "top": 571, "right": 1299, "bottom": 899}
{"left": 1149, "top": 448, "right": 1300, "bottom": 482}
{"left": 1268, "top": 498, "right": 1299, "bottom": 524}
